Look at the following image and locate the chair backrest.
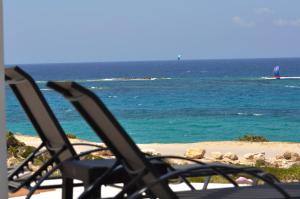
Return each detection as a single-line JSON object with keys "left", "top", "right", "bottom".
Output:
{"left": 5, "top": 66, "right": 77, "bottom": 161}
{"left": 48, "top": 81, "right": 177, "bottom": 199}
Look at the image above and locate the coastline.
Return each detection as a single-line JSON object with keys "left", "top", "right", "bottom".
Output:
{"left": 14, "top": 134, "right": 300, "bottom": 159}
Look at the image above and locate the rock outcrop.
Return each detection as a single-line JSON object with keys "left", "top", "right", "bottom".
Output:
{"left": 211, "top": 152, "right": 223, "bottom": 160}
{"left": 224, "top": 152, "right": 238, "bottom": 161}
{"left": 185, "top": 148, "right": 206, "bottom": 159}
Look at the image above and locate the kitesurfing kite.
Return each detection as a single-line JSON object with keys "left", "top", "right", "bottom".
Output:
{"left": 177, "top": 54, "right": 182, "bottom": 61}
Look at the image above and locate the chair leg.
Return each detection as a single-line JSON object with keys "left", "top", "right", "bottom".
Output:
{"left": 203, "top": 176, "right": 211, "bottom": 190}
{"left": 62, "top": 177, "right": 73, "bottom": 199}
{"left": 84, "top": 181, "right": 101, "bottom": 199}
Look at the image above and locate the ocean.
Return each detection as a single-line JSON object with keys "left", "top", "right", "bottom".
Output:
{"left": 5, "top": 58, "right": 300, "bottom": 143}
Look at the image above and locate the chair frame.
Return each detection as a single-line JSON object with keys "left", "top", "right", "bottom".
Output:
{"left": 5, "top": 66, "right": 122, "bottom": 199}
{"left": 48, "top": 81, "right": 288, "bottom": 199}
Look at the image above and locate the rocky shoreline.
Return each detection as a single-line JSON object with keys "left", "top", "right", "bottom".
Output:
{"left": 182, "top": 148, "right": 300, "bottom": 168}
{"left": 7, "top": 133, "right": 300, "bottom": 169}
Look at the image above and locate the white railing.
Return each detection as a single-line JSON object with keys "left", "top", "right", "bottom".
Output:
{"left": 0, "top": 0, "right": 8, "bottom": 198}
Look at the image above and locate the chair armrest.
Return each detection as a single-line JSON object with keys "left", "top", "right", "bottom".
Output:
{"left": 71, "top": 142, "right": 106, "bottom": 149}
{"left": 77, "top": 148, "right": 109, "bottom": 158}
{"left": 128, "top": 164, "right": 289, "bottom": 199}
{"left": 149, "top": 155, "right": 280, "bottom": 183}
{"left": 71, "top": 143, "right": 109, "bottom": 158}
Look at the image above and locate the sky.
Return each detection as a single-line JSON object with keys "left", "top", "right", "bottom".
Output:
{"left": 3, "top": 1, "right": 300, "bottom": 64}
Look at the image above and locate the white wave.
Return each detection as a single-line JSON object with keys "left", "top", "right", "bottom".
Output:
{"left": 89, "top": 86, "right": 104, "bottom": 90}
{"left": 36, "top": 77, "right": 171, "bottom": 84}
{"left": 285, "top": 85, "right": 300, "bottom": 89}
{"left": 261, "top": 77, "right": 275, "bottom": 80}
{"left": 89, "top": 78, "right": 123, "bottom": 81}
{"left": 36, "top": 80, "right": 47, "bottom": 84}
{"left": 281, "top": 77, "right": 300, "bottom": 79}
{"left": 40, "top": 88, "right": 52, "bottom": 91}
{"left": 261, "top": 76, "right": 300, "bottom": 80}
{"left": 108, "top": 95, "right": 118, "bottom": 98}
{"left": 237, "top": 112, "right": 263, "bottom": 116}
{"left": 79, "top": 77, "right": 171, "bottom": 82}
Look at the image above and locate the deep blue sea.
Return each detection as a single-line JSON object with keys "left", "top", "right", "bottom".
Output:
{"left": 5, "top": 58, "right": 300, "bottom": 143}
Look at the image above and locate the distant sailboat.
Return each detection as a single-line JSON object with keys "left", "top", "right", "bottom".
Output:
{"left": 273, "top": 65, "right": 280, "bottom": 79}
{"left": 262, "top": 65, "right": 300, "bottom": 80}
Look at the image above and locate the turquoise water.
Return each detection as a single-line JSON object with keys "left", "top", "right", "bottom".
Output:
{"left": 5, "top": 58, "right": 300, "bottom": 143}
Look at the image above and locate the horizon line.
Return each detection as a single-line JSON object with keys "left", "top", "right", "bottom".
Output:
{"left": 5, "top": 56, "right": 300, "bottom": 66}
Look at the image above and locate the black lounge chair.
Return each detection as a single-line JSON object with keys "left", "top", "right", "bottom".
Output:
{"left": 48, "top": 81, "right": 296, "bottom": 199}
{"left": 5, "top": 66, "right": 166, "bottom": 199}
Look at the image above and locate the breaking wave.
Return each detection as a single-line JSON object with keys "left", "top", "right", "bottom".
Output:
{"left": 40, "top": 88, "right": 52, "bottom": 91}
{"left": 89, "top": 86, "right": 105, "bottom": 90}
{"left": 261, "top": 76, "right": 300, "bottom": 80}
{"left": 237, "top": 112, "right": 263, "bottom": 116}
{"left": 80, "top": 77, "right": 171, "bottom": 82}
{"left": 285, "top": 85, "right": 300, "bottom": 89}
{"left": 36, "top": 77, "right": 171, "bottom": 84}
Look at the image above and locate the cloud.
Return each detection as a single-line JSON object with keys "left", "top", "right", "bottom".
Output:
{"left": 255, "top": 8, "right": 274, "bottom": 15}
{"left": 273, "top": 19, "right": 300, "bottom": 27}
{"left": 232, "top": 16, "right": 255, "bottom": 28}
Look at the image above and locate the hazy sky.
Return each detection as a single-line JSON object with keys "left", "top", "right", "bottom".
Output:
{"left": 3, "top": 1, "right": 300, "bottom": 64}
